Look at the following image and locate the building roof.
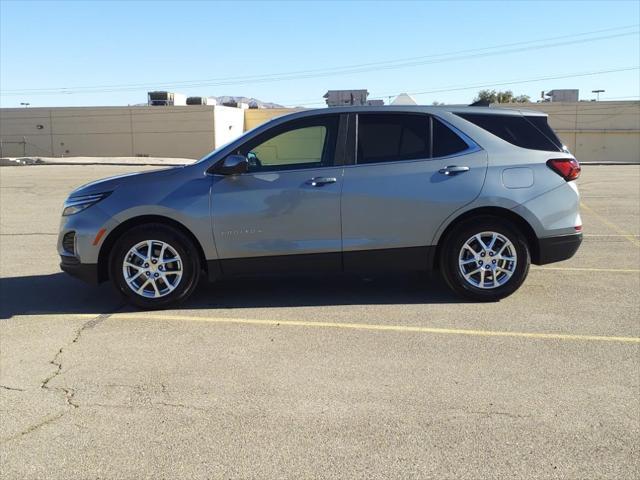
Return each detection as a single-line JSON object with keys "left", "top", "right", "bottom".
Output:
{"left": 390, "top": 93, "right": 417, "bottom": 105}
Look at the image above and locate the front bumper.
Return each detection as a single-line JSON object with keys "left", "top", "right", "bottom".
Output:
{"left": 536, "top": 233, "right": 583, "bottom": 265}
{"left": 60, "top": 255, "right": 99, "bottom": 284}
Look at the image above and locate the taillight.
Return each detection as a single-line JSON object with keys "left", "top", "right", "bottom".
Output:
{"left": 547, "top": 158, "right": 581, "bottom": 181}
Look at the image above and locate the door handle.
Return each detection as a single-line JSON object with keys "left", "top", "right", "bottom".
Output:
{"left": 306, "top": 177, "right": 337, "bottom": 187}
{"left": 438, "top": 165, "right": 470, "bottom": 176}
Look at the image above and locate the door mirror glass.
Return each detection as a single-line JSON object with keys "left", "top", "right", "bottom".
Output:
{"left": 214, "top": 154, "right": 249, "bottom": 175}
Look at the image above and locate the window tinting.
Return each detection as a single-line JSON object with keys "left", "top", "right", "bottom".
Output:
{"left": 240, "top": 116, "right": 338, "bottom": 172}
{"left": 357, "top": 114, "right": 429, "bottom": 164}
{"left": 251, "top": 126, "right": 327, "bottom": 167}
{"left": 525, "top": 116, "right": 564, "bottom": 150}
{"left": 456, "top": 113, "right": 562, "bottom": 152}
{"left": 432, "top": 119, "right": 469, "bottom": 157}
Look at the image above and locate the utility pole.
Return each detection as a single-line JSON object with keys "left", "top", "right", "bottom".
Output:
{"left": 592, "top": 89, "right": 605, "bottom": 101}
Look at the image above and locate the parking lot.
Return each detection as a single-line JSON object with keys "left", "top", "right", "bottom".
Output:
{"left": 0, "top": 164, "right": 638, "bottom": 479}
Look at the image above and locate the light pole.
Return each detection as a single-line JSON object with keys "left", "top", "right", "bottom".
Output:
{"left": 20, "top": 102, "right": 30, "bottom": 108}
{"left": 592, "top": 89, "right": 605, "bottom": 101}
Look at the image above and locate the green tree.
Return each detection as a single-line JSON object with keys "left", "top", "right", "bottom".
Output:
{"left": 474, "top": 89, "right": 530, "bottom": 104}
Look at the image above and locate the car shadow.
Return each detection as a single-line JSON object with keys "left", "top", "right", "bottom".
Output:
{"left": 0, "top": 273, "right": 123, "bottom": 319}
{"left": 0, "top": 272, "right": 464, "bottom": 319}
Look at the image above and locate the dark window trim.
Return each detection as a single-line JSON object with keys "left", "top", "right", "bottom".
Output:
{"left": 333, "top": 114, "right": 349, "bottom": 166}
{"left": 428, "top": 116, "right": 434, "bottom": 158}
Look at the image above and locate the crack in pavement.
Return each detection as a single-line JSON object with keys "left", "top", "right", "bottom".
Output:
{"left": 1, "top": 306, "right": 124, "bottom": 444}
{"left": 82, "top": 401, "right": 209, "bottom": 412}
{"left": 0, "top": 413, "right": 66, "bottom": 444}
{"left": 0, "top": 384, "right": 26, "bottom": 392}
{"left": 468, "top": 410, "right": 532, "bottom": 419}
{"left": 41, "top": 310, "right": 119, "bottom": 407}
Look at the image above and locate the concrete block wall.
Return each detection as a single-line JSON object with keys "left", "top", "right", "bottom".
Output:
{"left": 0, "top": 106, "right": 218, "bottom": 159}
{"left": 496, "top": 101, "right": 640, "bottom": 163}
{"left": 243, "top": 102, "right": 640, "bottom": 163}
{"left": 2, "top": 101, "right": 638, "bottom": 162}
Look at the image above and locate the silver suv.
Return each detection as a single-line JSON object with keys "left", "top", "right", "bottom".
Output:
{"left": 58, "top": 106, "right": 582, "bottom": 308}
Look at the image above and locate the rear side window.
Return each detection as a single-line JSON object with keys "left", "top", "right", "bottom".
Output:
{"left": 525, "top": 116, "right": 564, "bottom": 150}
{"left": 357, "top": 114, "right": 429, "bottom": 164}
{"left": 432, "top": 118, "right": 469, "bottom": 157}
{"left": 456, "top": 113, "right": 563, "bottom": 152}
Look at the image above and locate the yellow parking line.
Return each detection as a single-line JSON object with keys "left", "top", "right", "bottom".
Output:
{"left": 532, "top": 266, "right": 640, "bottom": 273}
{"left": 93, "top": 313, "right": 640, "bottom": 344}
{"left": 580, "top": 202, "right": 640, "bottom": 247}
{"left": 584, "top": 234, "right": 640, "bottom": 237}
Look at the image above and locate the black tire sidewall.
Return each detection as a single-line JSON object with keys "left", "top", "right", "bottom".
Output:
{"left": 441, "top": 217, "right": 530, "bottom": 302}
{"left": 109, "top": 224, "right": 200, "bottom": 309}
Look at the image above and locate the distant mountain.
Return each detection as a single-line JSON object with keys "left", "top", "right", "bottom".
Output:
{"left": 212, "top": 96, "right": 284, "bottom": 109}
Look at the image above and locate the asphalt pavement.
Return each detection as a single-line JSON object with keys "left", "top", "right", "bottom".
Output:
{"left": 1, "top": 165, "right": 638, "bottom": 479}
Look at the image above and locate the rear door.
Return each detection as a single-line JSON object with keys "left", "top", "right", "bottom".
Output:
{"left": 340, "top": 112, "right": 487, "bottom": 269}
{"left": 211, "top": 114, "right": 346, "bottom": 274}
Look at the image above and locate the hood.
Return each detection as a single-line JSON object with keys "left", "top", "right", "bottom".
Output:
{"left": 68, "top": 166, "right": 183, "bottom": 197}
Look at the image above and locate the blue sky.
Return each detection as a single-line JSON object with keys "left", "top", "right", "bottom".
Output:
{"left": 1, "top": 0, "right": 639, "bottom": 107}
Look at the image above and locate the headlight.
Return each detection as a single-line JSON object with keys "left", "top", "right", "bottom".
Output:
{"left": 62, "top": 192, "right": 111, "bottom": 216}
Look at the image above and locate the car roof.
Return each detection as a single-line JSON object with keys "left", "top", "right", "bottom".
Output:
{"left": 276, "top": 105, "right": 547, "bottom": 119}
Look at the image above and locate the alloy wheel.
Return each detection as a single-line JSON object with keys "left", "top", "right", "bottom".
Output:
{"left": 458, "top": 231, "right": 517, "bottom": 289}
{"left": 122, "top": 240, "right": 183, "bottom": 298}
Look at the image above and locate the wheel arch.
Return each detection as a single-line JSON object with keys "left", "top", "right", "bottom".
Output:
{"left": 434, "top": 206, "right": 540, "bottom": 268}
{"left": 97, "top": 215, "right": 207, "bottom": 282}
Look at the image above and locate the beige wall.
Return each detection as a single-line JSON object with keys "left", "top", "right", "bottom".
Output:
{"left": 243, "top": 108, "right": 304, "bottom": 131}
{"left": 244, "top": 102, "right": 640, "bottom": 163}
{"left": 2, "top": 101, "right": 638, "bottom": 162}
{"left": 494, "top": 101, "right": 640, "bottom": 163}
{"left": 0, "top": 106, "right": 218, "bottom": 159}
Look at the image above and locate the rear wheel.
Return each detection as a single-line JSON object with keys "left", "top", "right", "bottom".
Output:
{"left": 440, "top": 216, "right": 530, "bottom": 301}
{"left": 109, "top": 224, "right": 200, "bottom": 309}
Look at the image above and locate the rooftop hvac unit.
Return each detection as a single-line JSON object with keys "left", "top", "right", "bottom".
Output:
{"left": 186, "top": 96, "right": 217, "bottom": 105}
{"left": 147, "top": 91, "right": 187, "bottom": 106}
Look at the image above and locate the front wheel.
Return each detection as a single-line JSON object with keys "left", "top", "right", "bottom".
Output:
{"left": 440, "top": 216, "right": 530, "bottom": 302}
{"left": 109, "top": 224, "right": 200, "bottom": 309}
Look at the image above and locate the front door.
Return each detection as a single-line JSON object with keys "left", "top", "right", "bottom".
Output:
{"left": 211, "top": 114, "right": 345, "bottom": 274}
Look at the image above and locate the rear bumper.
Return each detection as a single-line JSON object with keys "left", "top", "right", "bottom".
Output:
{"left": 60, "top": 255, "right": 99, "bottom": 284}
{"left": 535, "top": 233, "right": 583, "bottom": 265}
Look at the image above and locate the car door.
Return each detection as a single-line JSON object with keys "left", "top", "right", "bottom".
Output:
{"left": 341, "top": 112, "right": 488, "bottom": 270}
{"left": 211, "top": 114, "right": 346, "bottom": 274}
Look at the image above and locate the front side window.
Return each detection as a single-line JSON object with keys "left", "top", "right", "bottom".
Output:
{"left": 240, "top": 116, "right": 338, "bottom": 172}
{"left": 357, "top": 114, "right": 429, "bottom": 164}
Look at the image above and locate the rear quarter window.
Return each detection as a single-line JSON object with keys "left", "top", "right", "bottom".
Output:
{"left": 456, "top": 113, "right": 563, "bottom": 152}
{"left": 432, "top": 118, "right": 469, "bottom": 157}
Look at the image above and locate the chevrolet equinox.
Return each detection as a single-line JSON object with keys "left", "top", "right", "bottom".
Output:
{"left": 58, "top": 106, "right": 583, "bottom": 308}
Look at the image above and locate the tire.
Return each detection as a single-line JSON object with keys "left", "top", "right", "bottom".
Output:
{"left": 440, "top": 216, "right": 530, "bottom": 302}
{"left": 109, "top": 223, "right": 201, "bottom": 309}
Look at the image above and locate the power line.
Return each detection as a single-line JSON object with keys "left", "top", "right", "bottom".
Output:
{"left": 2, "top": 26, "right": 638, "bottom": 96}
{"left": 285, "top": 66, "right": 640, "bottom": 107}
{"left": 2, "top": 69, "right": 637, "bottom": 119}
{"left": 7, "top": 24, "right": 637, "bottom": 93}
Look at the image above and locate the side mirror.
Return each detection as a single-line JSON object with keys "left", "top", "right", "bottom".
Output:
{"left": 213, "top": 154, "right": 249, "bottom": 175}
